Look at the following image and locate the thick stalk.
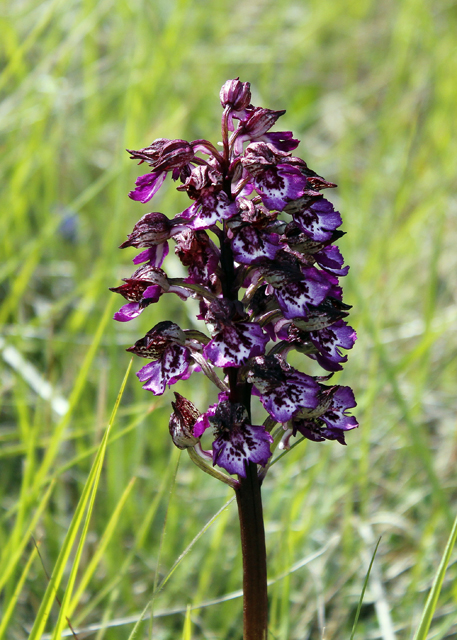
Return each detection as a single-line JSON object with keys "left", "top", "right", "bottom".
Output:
{"left": 235, "top": 462, "right": 268, "bottom": 640}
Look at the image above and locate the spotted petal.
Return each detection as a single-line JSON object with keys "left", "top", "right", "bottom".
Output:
{"left": 137, "top": 344, "right": 190, "bottom": 395}
{"left": 248, "top": 357, "right": 320, "bottom": 423}
{"left": 204, "top": 322, "right": 268, "bottom": 367}
{"left": 293, "top": 198, "right": 342, "bottom": 242}
{"left": 213, "top": 423, "right": 273, "bottom": 477}
{"left": 274, "top": 267, "right": 333, "bottom": 319}
{"left": 320, "top": 386, "right": 358, "bottom": 432}
{"left": 193, "top": 392, "right": 229, "bottom": 437}
{"left": 188, "top": 192, "right": 238, "bottom": 229}
{"left": 308, "top": 320, "right": 357, "bottom": 371}
{"left": 255, "top": 164, "right": 307, "bottom": 211}
{"left": 293, "top": 385, "right": 358, "bottom": 444}
{"left": 231, "top": 226, "right": 280, "bottom": 265}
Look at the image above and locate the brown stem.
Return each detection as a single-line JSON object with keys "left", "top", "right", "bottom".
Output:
{"left": 235, "top": 462, "right": 268, "bottom": 640}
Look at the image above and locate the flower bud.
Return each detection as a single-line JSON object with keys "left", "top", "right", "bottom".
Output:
{"left": 220, "top": 78, "right": 251, "bottom": 110}
{"left": 241, "top": 108, "right": 286, "bottom": 137}
{"left": 127, "top": 321, "right": 187, "bottom": 358}
{"left": 169, "top": 393, "right": 200, "bottom": 449}
{"left": 119, "top": 212, "right": 174, "bottom": 248}
{"left": 127, "top": 139, "right": 194, "bottom": 171}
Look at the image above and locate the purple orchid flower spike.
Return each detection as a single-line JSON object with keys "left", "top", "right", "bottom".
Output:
{"left": 111, "top": 77, "right": 357, "bottom": 473}
{"left": 111, "top": 79, "right": 358, "bottom": 640}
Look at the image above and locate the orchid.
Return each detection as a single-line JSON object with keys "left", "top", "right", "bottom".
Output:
{"left": 111, "top": 78, "right": 358, "bottom": 640}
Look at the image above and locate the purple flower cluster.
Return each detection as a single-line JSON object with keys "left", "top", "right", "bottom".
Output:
{"left": 111, "top": 79, "right": 358, "bottom": 480}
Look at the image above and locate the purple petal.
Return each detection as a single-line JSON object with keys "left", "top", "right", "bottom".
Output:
{"left": 129, "top": 171, "right": 167, "bottom": 203}
{"left": 141, "top": 285, "right": 162, "bottom": 302}
{"left": 188, "top": 192, "right": 238, "bottom": 229}
{"left": 133, "top": 242, "right": 169, "bottom": 267}
{"left": 293, "top": 385, "right": 358, "bottom": 445}
{"left": 179, "top": 202, "right": 199, "bottom": 220}
{"left": 308, "top": 320, "right": 357, "bottom": 371}
{"left": 231, "top": 226, "right": 280, "bottom": 265}
{"left": 275, "top": 267, "right": 333, "bottom": 319}
{"left": 313, "top": 245, "right": 349, "bottom": 276}
{"left": 294, "top": 423, "right": 347, "bottom": 445}
{"left": 113, "top": 302, "right": 144, "bottom": 322}
{"left": 212, "top": 423, "right": 273, "bottom": 477}
{"left": 293, "top": 198, "right": 342, "bottom": 242}
{"left": 254, "top": 371, "right": 320, "bottom": 423}
{"left": 320, "top": 386, "right": 358, "bottom": 432}
{"left": 240, "top": 107, "right": 286, "bottom": 139}
{"left": 255, "top": 165, "right": 307, "bottom": 211}
{"left": 194, "top": 392, "right": 229, "bottom": 437}
{"left": 260, "top": 131, "right": 300, "bottom": 152}
{"left": 137, "top": 345, "right": 190, "bottom": 395}
{"left": 204, "top": 322, "right": 268, "bottom": 367}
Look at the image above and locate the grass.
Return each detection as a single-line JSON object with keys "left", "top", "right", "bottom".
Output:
{"left": 1, "top": 0, "right": 457, "bottom": 638}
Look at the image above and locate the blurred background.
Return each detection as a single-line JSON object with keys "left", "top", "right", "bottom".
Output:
{"left": 1, "top": 0, "right": 457, "bottom": 638}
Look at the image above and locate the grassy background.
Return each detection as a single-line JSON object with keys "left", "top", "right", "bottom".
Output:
{"left": 1, "top": 0, "right": 457, "bottom": 638}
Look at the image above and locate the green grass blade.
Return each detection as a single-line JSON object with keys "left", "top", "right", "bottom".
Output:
{"left": 349, "top": 537, "right": 381, "bottom": 640}
{"left": 0, "top": 479, "right": 55, "bottom": 594}
{"left": 51, "top": 359, "right": 132, "bottom": 640}
{"left": 28, "top": 359, "right": 132, "bottom": 640}
{"left": 182, "top": 604, "right": 192, "bottom": 640}
{"left": 0, "top": 542, "right": 39, "bottom": 640}
{"left": 157, "top": 496, "right": 236, "bottom": 594}
{"left": 66, "top": 476, "right": 137, "bottom": 619}
{"left": 124, "top": 495, "right": 236, "bottom": 640}
{"left": 412, "top": 511, "right": 457, "bottom": 640}
{"left": 32, "top": 296, "right": 116, "bottom": 491}
{"left": 126, "top": 452, "right": 181, "bottom": 640}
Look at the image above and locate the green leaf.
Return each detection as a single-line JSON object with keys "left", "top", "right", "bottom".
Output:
{"left": 28, "top": 359, "right": 132, "bottom": 640}
{"left": 349, "top": 537, "right": 381, "bottom": 640}
{"left": 412, "top": 511, "right": 457, "bottom": 640}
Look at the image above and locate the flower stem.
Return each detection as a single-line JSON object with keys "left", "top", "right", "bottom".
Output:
{"left": 235, "top": 462, "right": 268, "bottom": 640}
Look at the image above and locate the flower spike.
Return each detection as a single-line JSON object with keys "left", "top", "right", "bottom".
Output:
{"left": 111, "top": 79, "right": 357, "bottom": 480}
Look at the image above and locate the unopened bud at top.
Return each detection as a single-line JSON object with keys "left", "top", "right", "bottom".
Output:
{"left": 220, "top": 78, "right": 251, "bottom": 110}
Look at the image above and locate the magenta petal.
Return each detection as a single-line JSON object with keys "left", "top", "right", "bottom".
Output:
{"left": 133, "top": 242, "right": 169, "bottom": 267}
{"left": 137, "top": 345, "right": 190, "bottom": 396}
{"left": 193, "top": 393, "right": 227, "bottom": 437}
{"left": 204, "top": 322, "right": 268, "bottom": 367}
{"left": 142, "top": 285, "right": 162, "bottom": 302}
{"left": 194, "top": 413, "right": 211, "bottom": 437}
{"left": 129, "top": 171, "right": 167, "bottom": 203}
{"left": 113, "top": 302, "right": 144, "bottom": 322}
{"left": 212, "top": 423, "right": 273, "bottom": 477}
